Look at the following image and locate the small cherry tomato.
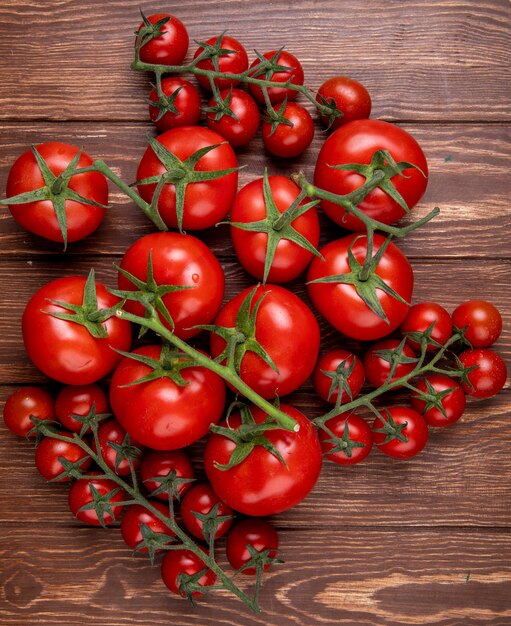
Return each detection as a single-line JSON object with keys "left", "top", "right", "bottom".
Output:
{"left": 316, "top": 76, "right": 371, "bottom": 129}
{"left": 148, "top": 77, "right": 201, "bottom": 131}
{"left": 319, "top": 413, "right": 373, "bottom": 465}
{"left": 313, "top": 350, "right": 365, "bottom": 404}
{"left": 91, "top": 418, "right": 144, "bottom": 476}
{"left": 452, "top": 300, "right": 503, "bottom": 348}
{"left": 206, "top": 88, "right": 260, "bottom": 148}
{"left": 226, "top": 519, "right": 279, "bottom": 575}
{"left": 458, "top": 349, "right": 507, "bottom": 399}
{"left": 248, "top": 50, "right": 304, "bottom": 104}
{"left": 180, "top": 482, "right": 234, "bottom": 541}
{"left": 140, "top": 449, "right": 195, "bottom": 501}
{"left": 372, "top": 407, "right": 428, "bottom": 459}
{"left": 400, "top": 302, "right": 453, "bottom": 351}
{"left": 68, "top": 474, "right": 127, "bottom": 526}
{"left": 193, "top": 35, "right": 249, "bottom": 90}
{"left": 161, "top": 549, "right": 216, "bottom": 597}
{"left": 55, "top": 384, "right": 110, "bottom": 433}
{"left": 121, "top": 501, "right": 174, "bottom": 551}
{"left": 3, "top": 387, "right": 54, "bottom": 437}
{"left": 136, "top": 13, "right": 189, "bottom": 66}
{"left": 411, "top": 374, "right": 466, "bottom": 427}
{"left": 363, "top": 339, "right": 417, "bottom": 388}
{"left": 262, "top": 102, "right": 314, "bottom": 158}
{"left": 35, "top": 433, "right": 91, "bottom": 482}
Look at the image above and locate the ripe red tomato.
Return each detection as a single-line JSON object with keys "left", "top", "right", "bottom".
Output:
{"left": 117, "top": 232, "right": 225, "bottom": 340}
{"left": 22, "top": 276, "right": 132, "bottom": 385}
{"left": 35, "top": 433, "right": 91, "bottom": 482}
{"left": 248, "top": 50, "right": 304, "bottom": 104}
{"left": 148, "top": 77, "right": 201, "bottom": 131}
{"left": 3, "top": 387, "right": 54, "bottom": 437}
{"left": 458, "top": 349, "right": 507, "bottom": 399}
{"left": 411, "top": 374, "right": 466, "bottom": 427}
{"left": 319, "top": 413, "right": 373, "bottom": 465}
{"left": 226, "top": 519, "right": 279, "bottom": 575}
{"left": 5, "top": 142, "right": 108, "bottom": 244}
{"left": 314, "top": 119, "right": 428, "bottom": 231}
{"left": 316, "top": 76, "right": 371, "bottom": 129}
{"left": 68, "top": 474, "right": 127, "bottom": 526}
{"left": 180, "top": 482, "right": 234, "bottom": 541}
{"left": 206, "top": 88, "right": 260, "bottom": 148}
{"left": 230, "top": 175, "right": 320, "bottom": 283}
{"left": 91, "top": 418, "right": 144, "bottom": 476}
{"left": 400, "top": 302, "right": 452, "bottom": 351}
{"left": 55, "top": 384, "right": 110, "bottom": 433}
{"left": 363, "top": 339, "right": 417, "bottom": 388}
{"left": 161, "top": 549, "right": 216, "bottom": 597}
{"left": 452, "top": 300, "right": 503, "bottom": 348}
{"left": 204, "top": 404, "right": 322, "bottom": 516}
{"left": 136, "top": 126, "right": 238, "bottom": 231}
{"left": 121, "top": 501, "right": 174, "bottom": 551}
{"left": 307, "top": 234, "right": 413, "bottom": 341}
{"left": 136, "top": 13, "right": 189, "bottom": 66}
{"left": 372, "top": 407, "right": 428, "bottom": 459}
{"left": 193, "top": 35, "right": 249, "bottom": 90}
{"left": 313, "top": 350, "right": 365, "bottom": 404}
{"left": 209, "top": 284, "right": 320, "bottom": 399}
{"left": 262, "top": 102, "right": 314, "bottom": 158}
{"left": 140, "top": 449, "right": 195, "bottom": 501}
{"left": 110, "top": 344, "right": 225, "bottom": 450}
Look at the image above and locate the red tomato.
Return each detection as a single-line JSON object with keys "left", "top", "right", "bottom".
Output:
{"left": 140, "top": 449, "right": 195, "bottom": 501}
{"left": 452, "top": 300, "right": 503, "bottom": 348}
{"left": 314, "top": 119, "right": 428, "bottom": 231}
{"left": 319, "top": 413, "right": 373, "bottom": 465}
{"left": 110, "top": 345, "right": 226, "bottom": 450}
{"left": 307, "top": 234, "right": 413, "bottom": 341}
{"left": 68, "top": 474, "right": 127, "bottom": 526}
{"left": 117, "top": 232, "right": 225, "bottom": 340}
{"left": 262, "top": 102, "right": 314, "bottom": 158}
{"left": 121, "top": 501, "right": 174, "bottom": 551}
{"left": 148, "top": 77, "right": 201, "bottom": 131}
{"left": 248, "top": 50, "right": 304, "bottom": 104}
{"left": 35, "top": 433, "right": 91, "bottom": 482}
{"left": 22, "top": 276, "right": 132, "bottom": 385}
{"left": 400, "top": 302, "right": 452, "bottom": 351}
{"left": 91, "top": 418, "right": 144, "bottom": 476}
{"left": 372, "top": 407, "right": 428, "bottom": 459}
{"left": 411, "top": 374, "right": 466, "bottom": 427}
{"left": 55, "top": 384, "right": 110, "bottom": 433}
{"left": 206, "top": 88, "right": 260, "bottom": 148}
{"left": 226, "top": 519, "right": 279, "bottom": 575}
{"left": 161, "top": 549, "right": 216, "bottom": 597}
{"left": 313, "top": 350, "right": 365, "bottom": 404}
{"left": 316, "top": 76, "right": 371, "bottom": 129}
{"left": 363, "top": 339, "right": 417, "bottom": 388}
{"left": 136, "top": 13, "right": 188, "bottom": 66}
{"left": 204, "top": 404, "right": 322, "bottom": 516}
{"left": 180, "top": 482, "right": 234, "bottom": 541}
{"left": 230, "top": 175, "right": 320, "bottom": 283}
{"left": 458, "top": 349, "right": 507, "bottom": 399}
{"left": 209, "top": 285, "right": 320, "bottom": 399}
{"left": 136, "top": 126, "right": 238, "bottom": 231}
{"left": 5, "top": 142, "right": 108, "bottom": 244}
{"left": 3, "top": 387, "right": 54, "bottom": 437}
{"left": 193, "top": 35, "right": 249, "bottom": 90}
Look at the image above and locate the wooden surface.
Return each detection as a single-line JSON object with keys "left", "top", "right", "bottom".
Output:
{"left": 0, "top": 1, "right": 510, "bottom": 624}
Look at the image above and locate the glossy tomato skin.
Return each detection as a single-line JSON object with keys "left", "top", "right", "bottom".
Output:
{"left": 226, "top": 519, "right": 279, "bottom": 575}
{"left": 55, "top": 384, "right": 110, "bottom": 433}
{"left": 121, "top": 501, "right": 174, "bottom": 551}
{"left": 458, "top": 349, "right": 507, "bottom": 399}
{"left": 316, "top": 76, "right": 372, "bottom": 129}
{"left": 319, "top": 413, "right": 373, "bottom": 465}
{"left": 136, "top": 126, "right": 238, "bottom": 230}
{"left": 148, "top": 77, "right": 201, "bottom": 131}
{"left": 400, "top": 302, "right": 453, "bottom": 352}
{"left": 110, "top": 345, "right": 226, "bottom": 450}
{"left": 193, "top": 35, "right": 249, "bottom": 90}
{"left": 118, "top": 232, "right": 225, "bottom": 340}
{"left": 307, "top": 234, "right": 413, "bottom": 341}
{"left": 180, "top": 482, "right": 234, "bottom": 541}
{"left": 91, "top": 418, "right": 145, "bottom": 476}
{"left": 206, "top": 88, "right": 260, "bottom": 148}
{"left": 248, "top": 50, "right": 305, "bottom": 104}
{"left": 68, "top": 475, "right": 127, "bottom": 526}
{"left": 313, "top": 350, "right": 364, "bottom": 404}
{"left": 209, "top": 285, "right": 320, "bottom": 398}
{"left": 22, "top": 277, "right": 132, "bottom": 385}
{"left": 363, "top": 339, "right": 417, "bottom": 388}
{"left": 372, "top": 407, "right": 428, "bottom": 459}
{"left": 161, "top": 549, "right": 216, "bottom": 597}
{"left": 411, "top": 374, "right": 466, "bottom": 427}
{"left": 137, "top": 13, "right": 189, "bottom": 66}
{"left": 230, "top": 176, "right": 320, "bottom": 283}
{"left": 314, "top": 120, "right": 428, "bottom": 231}
{"left": 140, "top": 449, "right": 195, "bottom": 501}
{"left": 204, "top": 404, "right": 322, "bottom": 516}
{"left": 3, "top": 387, "right": 54, "bottom": 437}
{"left": 35, "top": 433, "right": 91, "bottom": 482}
{"left": 6, "top": 142, "right": 108, "bottom": 244}
{"left": 452, "top": 300, "right": 503, "bottom": 348}
{"left": 262, "top": 102, "right": 314, "bottom": 158}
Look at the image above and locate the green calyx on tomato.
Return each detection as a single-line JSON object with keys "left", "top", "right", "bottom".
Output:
{"left": 410, "top": 378, "right": 459, "bottom": 421}
{"left": 372, "top": 409, "right": 409, "bottom": 445}
{"left": 374, "top": 337, "right": 419, "bottom": 380}
{"left": 203, "top": 85, "right": 239, "bottom": 122}
{"left": 315, "top": 93, "right": 344, "bottom": 129}
{"left": 263, "top": 96, "right": 294, "bottom": 135}
{"left": 319, "top": 418, "right": 368, "bottom": 459}
{"left": 250, "top": 47, "right": 294, "bottom": 83}
{"left": 134, "top": 522, "right": 177, "bottom": 565}
{"left": 107, "top": 433, "right": 144, "bottom": 474}
{"left": 69, "top": 402, "right": 111, "bottom": 439}
{"left": 49, "top": 455, "right": 91, "bottom": 483}
{"left": 144, "top": 470, "right": 195, "bottom": 502}
{"left": 135, "top": 11, "right": 171, "bottom": 51}
{"left": 148, "top": 83, "right": 185, "bottom": 121}
{"left": 321, "top": 356, "right": 358, "bottom": 406}
{"left": 76, "top": 483, "right": 124, "bottom": 529}
{"left": 193, "top": 31, "right": 237, "bottom": 69}
{"left": 190, "top": 502, "right": 235, "bottom": 549}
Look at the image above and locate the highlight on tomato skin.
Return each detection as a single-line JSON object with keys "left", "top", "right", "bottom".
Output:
{"left": 3, "top": 387, "right": 55, "bottom": 437}
{"left": 458, "top": 349, "right": 507, "bottom": 399}
{"left": 451, "top": 300, "right": 503, "bottom": 348}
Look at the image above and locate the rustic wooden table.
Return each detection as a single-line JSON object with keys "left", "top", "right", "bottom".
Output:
{"left": 0, "top": 1, "right": 509, "bottom": 624}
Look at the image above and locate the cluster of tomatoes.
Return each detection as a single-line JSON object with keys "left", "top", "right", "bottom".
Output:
{"left": 1, "top": 10, "right": 507, "bottom": 606}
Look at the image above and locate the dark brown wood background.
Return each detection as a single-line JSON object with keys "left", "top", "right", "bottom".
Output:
{"left": 0, "top": 1, "right": 510, "bottom": 624}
